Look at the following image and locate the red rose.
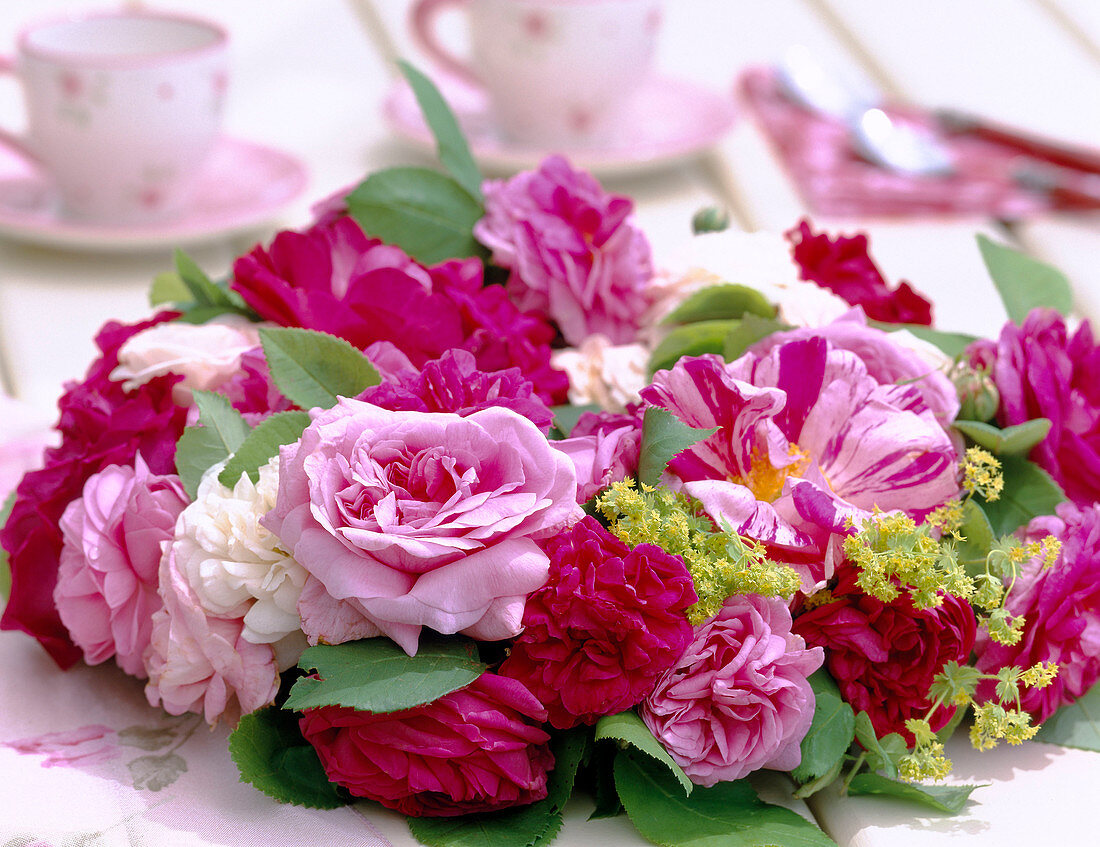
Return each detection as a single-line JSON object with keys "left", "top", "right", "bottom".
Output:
{"left": 499, "top": 516, "right": 696, "bottom": 729}
{"left": 793, "top": 564, "right": 976, "bottom": 741}
{"left": 298, "top": 672, "right": 553, "bottom": 817}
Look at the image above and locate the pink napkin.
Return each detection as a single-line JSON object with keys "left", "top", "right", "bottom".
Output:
{"left": 738, "top": 66, "right": 1094, "bottom": 219}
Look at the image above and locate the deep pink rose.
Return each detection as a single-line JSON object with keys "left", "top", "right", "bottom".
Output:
{"left": 0, "top": 314, "right": 188, "bottom": 668}
{"left": 54, "top": 458, "right": 187, "bottom": 678}
{"left": 299, "top": 672, "right": 553, "bottom": 817}
{"left": 794, "top": 564, "right": 976, "bottom": 741}
{"left": 231, "top": 217, "right": 567, "bottom": 405}
{"left": 970, "top": 309, "right": 1100, "bottom": 504}
{"left": 144, "top": 544, "right": 279, "bottom": 726}
{"left": 475, "top": 155, "right": 654, "bottom": 346}
{"left": 786, "top": 220, "right": 933, "bottom": 326}
{"left": 975, "top": 502, "right": 1100, "bottom": 722}
{"left": 265, "top": 399, "right": 579, "bottom": 655}
{"left": 642, "top": 594, "right": 823, "bottom": 786}
{"left": 552, "top": 406, "right": 643, "bottom": 502}
{"left": 499, "top": 516, "right": 696, "bottom": 729}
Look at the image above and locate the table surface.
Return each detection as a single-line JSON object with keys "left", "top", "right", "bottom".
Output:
{"left": 0, "top": 1, "right": 1097, "bottom": 845}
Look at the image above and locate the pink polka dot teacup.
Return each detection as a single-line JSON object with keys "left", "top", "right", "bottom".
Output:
{"left": 0, "top": 10, "right": 229, "bottom": 224}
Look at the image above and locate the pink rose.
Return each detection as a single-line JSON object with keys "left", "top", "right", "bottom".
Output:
{"left": 298, "top": 672, "right": 553, "bottom": 817}
{"left": 552, "top": 406, "right": 643, "bottom": 503}
{"left": 144, "top": 544, "right": 279, "bottom": 726}
{"left": 54, "top": 458, "right": 187, "bottom": 677}
{"left": 265, "top": 399, "right": 579, "bottom": 655}
{"left": 642, "top": 594, "right": 823, "bottom": 786}
{"left": 475, "top": 156, "right": 654, "bottom": 346}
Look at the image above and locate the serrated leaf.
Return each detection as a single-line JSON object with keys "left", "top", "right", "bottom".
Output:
{"left": 175, "top": 249, "right": 224, "bottom": 306}
{"left": 977, "top": 234, "right": 1073, "bottom": 324}
{"left": 723, "top": 314, "right": 789, "bottom": 362}
{"left": 1035, "top": 679, "right": 1100, "bottom": 751}
{"left": 192, "top": 391, "right": 251, "bottom": 454}
{"left": 791, "top": 671, "right": 855, "bottom": 785}
{"left": 595, "top": 710, "right": 692, "bottom": 797}
{"left": 284, "top": 637, "right": 487, "bottom": 713}
{"left": 0, "top": 490, "right": 14, "bottom": 601}
{"left": 228, "top": 706, "right": 345, "bottom": 809}
{"left": 979, "top": 454, "right": 1067, "bottom": 537}
{"left": 853, "top": 712, "right": 906, "bottom": 780}
{"left": 174, "top": 393, "right": 251, "bottom": 500}
{"left": 847, "top": 772, "right": 982, "bottom": 814}
{"left": 398, "top": 60, "right": 482, "bottom": 202}
{"left": 346, "top": 167, "right": 486, "bottom": 266}
{"left": 148, "top": 271, "right": 191, "bottom": 307}
{"left": 662, "top": 284, "right": 776, "bottom": 326}
{"left": 550, "top": 403, "right": 601, "bottom": 439}
{"left": 956, "top": 499, "right": 996, "bottom": 574}
{"left": 648, "top": 320, "right": 736, "bottom": 375}
{"left": 615, "top": 751, "right": 837, "bottom": 847}
{"left": 953, "top": 418, "right": 1052, "bottom": 456}
{"left": 259, "top": 327, "right": 380, "bottom": 411}
{"left": 871, "top": 322, "right": 979, "bottom": 358}
{"left": 218, "top": 411, "right": 311, "bottom": 488}
{"left": 792, "top": 757, "right": 843, "bottom": 800}
{"left": 637, "top": 406, "right": 717, "bottom": 488}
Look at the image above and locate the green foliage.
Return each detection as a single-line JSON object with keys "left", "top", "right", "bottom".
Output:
{"left": 1035, "top": 679, "right": 1100, "bottom": 751}
{"left": 0, "top": 491, "right": 13, "bottom": 601}
{"left": 953, "top": 418, "right": 1052, "bottom": 456}
{"left": 284, "top": 637, "right": 487, "bottom": 713}
{"left": 398, "top": 61, "right": 483, "bottom": 202}
{"left": 218, "top": 411, "right": 311, "bottom": 488}
{"left": 549, "top": 403, "right": 601, "bottom": 439}
{"left": 175, "top": 391, "right": 252, "bottom": 499}
{"left": 614, "top": 751, "right": 837, "bottom": 847}
{"left": 594, "top": 711, "right": 692, "bottom": 797}
{"left": 661, "top": 284, "right": 775, "bottom": 325}
{"left": 791, "top": 671, "right": 855, "bottom": 788}
{"left": 637, "top": 406, "right": 717, "bottom": 487}
{"left": 977, "top": 234, "right": 1073, "bottom": 324}
{"left": 722, "top": 314, "right": 788, "bottom": 362}
{"left": 151, "top": 250, "right": 252, "bottom": 323}
{"left": 978, "top": 455, "right": 1067, "bottom": 537}
{"left": 853, "top": 712, "right": 906, "bottom": 780}
{"left": 228, "top": 706, "right": 345, "bottom": 809}
{"left": 690, "top": 206, "right": 731, "bottom": 234}
{"left": 648, "top": 320, "right": 735, "bottom": 375}
{"left": 846, "top": 772, "right": 982, "bottom": 814}
{"left": 148, "top": 270, "right": 191, "bottom": 307}
{"left": 346, "top": 167, "right": 487, "bottom": 266}
{"left": 955, "top": 499, "right": 997, "bottom": 574}
{"left": 259, "top": 326, "right": 380, "bottom": 411}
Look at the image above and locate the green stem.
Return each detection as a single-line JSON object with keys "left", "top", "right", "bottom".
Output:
{"left": 840, "top": 752, "right": 867, "bottom": 795}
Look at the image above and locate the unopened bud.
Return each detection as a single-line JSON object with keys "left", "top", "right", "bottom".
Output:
{"left": 691, "top": 205, "right": 731, "bottom": 235}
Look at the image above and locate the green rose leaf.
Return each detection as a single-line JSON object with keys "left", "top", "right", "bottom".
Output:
{"left": 637, "top": 406, "right": 717, "bottom": 488}
{"left": 284, "top": 637, "right": 487, "bottom": 713}
{"left": 229, "top": 706, "right": 345, "bottom": 809}
{"left": 791, "top": 671, "right": 856, "bottom": 787}
{"left": 1035, "top": 679, "right": 1100, "bottom": 751}
{"left": 159, "top": 249, "right": 251, "bottom": 321}
{"left": 661, "top": 284, "right": 776, "bottom": 326}
{"left": 847, "top": 772, "right": 983, "bottom": 814}
{"left": 870, "top": 322, "right": 979, "bottom": 359}
{"left": 0, "top": 491, "right": 15, "bottom": 601}
{"left": 723, "top": 314, "right": 789, "bottom": 362}
{"left": 977, "top": 234, "right": 1073, "bottom": 325}
{"left": 953, "top": 418, "right": 1052, "bottom": 456}
{"left": 346, "top": 166, "right": 487, "bottom": 266}
{"left": 148, "top": 270, "right": 191, "bottom": 307}
{"left": 398, "top": 60, "right": 482, "bottom": 202}
{"left": 853, "top": 712, "right": 906, "bottom": 780}
{"left": 550, "top": 403, "right": 602, "bottom": 439}
{"left": 175, "top": 391, "right": 252, "bottom": 499}
{"left": 259, "top": 326, "right": 380, "bottom": 412}
{"left": 615, "top": 751, "right": 837, "bottom": 847}
{"left": 648, "top": 320, "right": 736, "bottom": 375}
{"left": 595, "top": 710, "right": 692, "bottom": 797}
{"left": 218, "top": 410, "right": 311, "bottom": 488}
{"left": 979, "top": 454, "right": 1067, "bottom": 537}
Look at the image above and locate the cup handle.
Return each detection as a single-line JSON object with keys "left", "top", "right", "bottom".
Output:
{"left": 0, "top": 56, "right": 40, "bottom": 167}
{"left": 410, "top": 0, "right": 480, "bottom": 87}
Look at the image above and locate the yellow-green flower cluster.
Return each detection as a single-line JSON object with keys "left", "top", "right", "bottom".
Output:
{"left": 898, "top": 719, "right": 952, "bottom": 781}
{"left": 962, "top": 447, "right": 1003, "bottom": 501}
{"left": 596, "top": 479, "right": 801, "bottom": 625}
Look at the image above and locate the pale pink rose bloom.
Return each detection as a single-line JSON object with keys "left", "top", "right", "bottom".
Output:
{"left": 642, "top": 594, "right": 823, "bottom": 786}
{"left": 54, "top": 458, "right": 187, "bottom": 678}
{"left": 144, "top": 544, "right": 279, "bottom": 726}
{"left": 551, "top": 335, "right": 649, "bottom": 413}
{"left": 110, "top": 315, "right": 262, "bottom": 405}
{"left": 266, "top": 399, "right": 579, "bottom": 656}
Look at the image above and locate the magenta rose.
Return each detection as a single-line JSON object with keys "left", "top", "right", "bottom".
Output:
{"left": 794, "top": 564, "right": 976, "bottom": 741}
{"left": 499, "top": 516, "right": 696, "bottom": 729}
{"left": 299, "top": 672, "right": 553, "bottom": 817}
{"left": 0, "top": 314, "right": 188, "bottom": 668}
{"left": 969, "top": 309, "right": 1100, "bottom": 504}
{"left": 641, "top": 594, "right": 823, "bottom": 786}
{"left": 786, "top": 220, "right": 933, "bottom": 326}
{"left": 475, "top": 155, "right": 654, "bottom": 346}
{"left": 975, "top": 502, "right": 1100, "bottom": 722}
{"left": 265, "top": 399, "right": 579, "bottom": 655}
{"left": 54, "top": 458, "right": 187, "bottom": 678}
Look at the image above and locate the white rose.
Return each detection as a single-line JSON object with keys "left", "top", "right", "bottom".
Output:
{"left": 551, "top": 335, "right": 649, "bottom": 412}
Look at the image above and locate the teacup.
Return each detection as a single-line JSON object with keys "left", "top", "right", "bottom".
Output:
{"left": 411, "top": 0, "right": 662, "bottom": 147}
{"left": 0, "top": 10, "right": 229, "bottom": 224}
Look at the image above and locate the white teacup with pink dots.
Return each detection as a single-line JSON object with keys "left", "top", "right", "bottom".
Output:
{"left": 0, "top": 10, "right": 228, "bottom": 224}
{"left": 412, "top": 0, "right": 662, "bottom": 148}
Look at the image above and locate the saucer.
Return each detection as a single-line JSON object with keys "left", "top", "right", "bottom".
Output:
{"left": 384, "top": 73, "right": 736, "bottom": 177}
{"left": 0, "top": 138, "right": 308, "bottom": 252}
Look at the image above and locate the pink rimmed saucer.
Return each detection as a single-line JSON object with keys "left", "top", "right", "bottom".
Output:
{"left": 0, "top": 137, "right": 308, "bottom": 252}
{"left": 384, "top": 73, "right": 736, "bottom": 177}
